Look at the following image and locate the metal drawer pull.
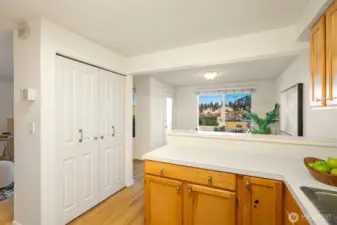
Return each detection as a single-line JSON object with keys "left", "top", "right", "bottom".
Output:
{"left": 208, "top": 176, "right": 213, "bottom": 183}
{"left": 188, "top": 188, "right": 192, "bottom": 194}
{"left": 100, "top": 136, "right": 104, "bottom": 139}
{"left": 94, "top": 137, "right": 98, "bottom": 140}
{"left": 160, "top": 168, "right": 164, "bottom": 173}
{"left": 245, "top": 181, "right": 251, "bottom": 188}
{"left": 176, "top": 186, "right": 181, "bottom": 191}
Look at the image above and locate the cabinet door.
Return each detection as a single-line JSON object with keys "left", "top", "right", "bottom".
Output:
{"left": 145, "top": 175, "right": 183, "bottom": 225}
{"left": 242, "top": 176, "right": 283, "bottom": 225}
{"left": 284, "top": 188, "right": 310, "bottom": 225}
{"left": 184, "top": 183, "right": 236, "bottom": 225}
{"left": 326, "top": 1, "right": 337, "bottom": 106}
{"left": 310, "top": 16, "right": 327, "bottom": 106}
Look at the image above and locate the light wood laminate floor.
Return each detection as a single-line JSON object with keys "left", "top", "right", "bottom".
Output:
{"left": 0, "top": 160, "right": 145, "bottom": 225}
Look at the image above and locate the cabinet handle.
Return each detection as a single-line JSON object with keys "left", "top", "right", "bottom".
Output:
{"left": 176, "top": 186, "right": 181, "bottom": 191}
{"left": 245, "top": 181, "right": 251, "bottom": 188}
{"left": 208, "top": 176, "right": 213, "bottom": 184}
{"left": 79, "top": 129, "right": 83, "bottom": 142}
{"left": 100, "top": 136, "right": 104, "bottom": 140}
{"left": 94, "top": 137, "right": 98, "bottom": 140}
{"left": 160, "top": 168, "right": 164, "bottom": 173}
{"left": 188, "top": 188, "right": 192, "bottom": 194}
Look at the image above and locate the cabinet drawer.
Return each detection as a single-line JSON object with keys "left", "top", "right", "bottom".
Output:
{"left": 145, "top": 160, "right": 236, "bottom": 191}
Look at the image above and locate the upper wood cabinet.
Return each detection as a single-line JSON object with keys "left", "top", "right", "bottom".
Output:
{"left": 310, "top": 16, "right": 326, "bottom": 107}
{"left": 242, "top": 176, "right": 283, "bottom": 225}
{"left": 183, "top": 183, "right": 236, "bottom": 225}
{"left": 145, "top": 175, "right": 183, "bottom": 225}
{"left": 326, "top": 0, "right": 337, "bottom": 106}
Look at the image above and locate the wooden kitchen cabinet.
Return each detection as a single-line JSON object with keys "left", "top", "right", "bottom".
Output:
{"left": 242, "top": 176, "right": 283, "bottom": 225}
{"left": 284, "top": 188, "right": 310, "bottom": 225}
{"left": 144, "top": 161, "right": 287, "bottom": 225}
{"left": 326, "top": 0, "right": 337, "bottom": 106}
{"left": 310, "top": 15, "right": 327, "bottom": 107}
{"left": 145, "top": 175, "right": 183, "bottom": 225}
{"left": 183, "top": 183, "right": 236, "bottom": 225}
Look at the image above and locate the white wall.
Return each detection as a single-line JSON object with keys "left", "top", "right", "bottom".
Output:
{"left": 133, "top": 76, "right": 174, "bottom": 159}
{"left": 14, "top": 18, "right": 130, "bottom": 225}
{"left": 13, "top": 19, "right": 42, "bottom": 225}
{"left": 276, "top": 49, "right": 337, "bottom": 140}
{"left": 150, "top": 77, "right": 174, "bottom": 149}
{"left": 0, "top": 81, "right": 13, "bottom": 132}
{"left": 133, "top": 76, "right": 151, "bottom": 159}
{"left": 173, "top": 80, "right": 277, "bottom": 130}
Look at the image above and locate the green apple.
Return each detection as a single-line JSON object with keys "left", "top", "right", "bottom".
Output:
{"left": 330, "top": 168, "right": 337, "bottom": 175}
{"left": 327, "top": 158, "right": 337, "bottom": 169}
{"left": 314, "top": 160, "right": 327, "bottom": 165}
{"left": 308, "top": 162, "right": 315, "bottom": 168}
{"left": 313, "top": 164, "right": 331, "bottom": 174}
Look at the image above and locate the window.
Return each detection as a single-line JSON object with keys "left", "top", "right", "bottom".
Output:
{"left": 198, "top": 92, "right": 252, "bottom": 133}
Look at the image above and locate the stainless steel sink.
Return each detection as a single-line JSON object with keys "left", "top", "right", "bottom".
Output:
{"left": 301, "top": 186, "right": 337, "bottom": 225}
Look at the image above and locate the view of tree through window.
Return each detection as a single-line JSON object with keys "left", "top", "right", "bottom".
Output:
{"left": 198, "top": 93, "right": 252, "bottom": 133}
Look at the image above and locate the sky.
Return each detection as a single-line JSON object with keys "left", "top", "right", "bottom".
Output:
{"left": 225, "top": 93, "right": 250, "bottom": 104}
{"left": 199, "top": 95, "right": 222, "bottom": 104}
{"left": 199, "top": 94, "right": 251, "bottom": 104}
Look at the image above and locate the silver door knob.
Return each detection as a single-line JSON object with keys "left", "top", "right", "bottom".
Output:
{"left": 176, "top": 186, "right": 181, "bottom": 191}
{"left": 188, "top": 188, "right": 192, "bottom": 194}
{"left": 245, "top": 181, "right": 251, "bottom": 188}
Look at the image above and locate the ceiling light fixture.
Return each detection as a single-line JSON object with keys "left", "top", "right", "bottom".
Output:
{"left": 204, "top": 72, "right": 218, "bottom": 80}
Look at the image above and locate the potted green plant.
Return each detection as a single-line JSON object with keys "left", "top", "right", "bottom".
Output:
{"left": 244, "top": 103, "right": 280, "bottom": 134}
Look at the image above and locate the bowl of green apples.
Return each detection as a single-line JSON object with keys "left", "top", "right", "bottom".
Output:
{"left": 304, "top": 157, "right": 337, "bottom": 186}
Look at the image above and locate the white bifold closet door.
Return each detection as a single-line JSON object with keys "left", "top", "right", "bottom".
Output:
{"left": 98, "top": 69, "right": 125, "bottom": 202}
{"left": 55, "top": 55, "right": 125, "bottom": 224}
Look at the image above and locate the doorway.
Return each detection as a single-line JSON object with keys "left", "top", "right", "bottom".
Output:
{"left": 165, "top": 97, "right": 173, "bottom": 138}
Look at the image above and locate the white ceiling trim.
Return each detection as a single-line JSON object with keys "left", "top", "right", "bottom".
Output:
{"left": 127, "top": 26, "right": 309, "bottom": 75}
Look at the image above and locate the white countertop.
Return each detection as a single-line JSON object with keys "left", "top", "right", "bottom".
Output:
{"left": 169, "top": 130, "right": 337, "bottom": 148}
{"left": 143, "top": 144, "right": 337, "bottom": 225}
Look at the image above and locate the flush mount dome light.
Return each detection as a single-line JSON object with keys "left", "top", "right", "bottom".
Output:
{"left": 204, "top": 72, "right": 218, "bottom": 80}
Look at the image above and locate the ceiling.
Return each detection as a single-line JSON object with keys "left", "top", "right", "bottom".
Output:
{"left": 151, "top": 55, "right": 297, "bottom": 86}
{"left": 0, "top": 0, "right": 309, "bottom": 56}
{"left": 0, "top": 28, "right": 13, "bottom": 82}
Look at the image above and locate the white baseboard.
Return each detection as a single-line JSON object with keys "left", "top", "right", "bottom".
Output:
{"left": 12, "top": 220, "right": 22, "bottom": 225}
{"left": 125, "top": 178, "right": 135, "bottom": 187}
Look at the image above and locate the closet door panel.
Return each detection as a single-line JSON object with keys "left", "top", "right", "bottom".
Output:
{"left": 98, "top": 70, "right": 125, "bottom": 202}
{"left": 112, "top": 74, "right": 125, "bottom": 191}
{"left": 55, "top": 56, "right": 99, "bottom": 223}
{"left": 75, "top": 63, "right": 99, "bottom": 214}
{"left": 55, "top": 56, "right": 80, "bottom": 224}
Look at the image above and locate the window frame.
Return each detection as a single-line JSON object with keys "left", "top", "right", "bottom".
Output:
{"left": 197, "top": 92, "right": 252, "bottom": 132}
